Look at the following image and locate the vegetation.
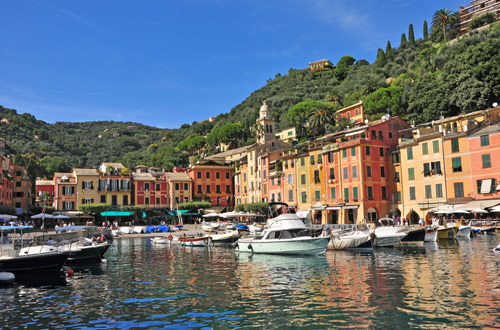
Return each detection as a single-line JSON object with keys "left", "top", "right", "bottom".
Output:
{"left": 234, "top": 202, "right": 269, "bottom": 215}
{"left": 177, "top": 201, "right": 212, "bottom": 212}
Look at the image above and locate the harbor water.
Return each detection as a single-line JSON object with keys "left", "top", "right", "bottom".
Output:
{"left": 1, "top": 234, "right": 499, "bottom": 329}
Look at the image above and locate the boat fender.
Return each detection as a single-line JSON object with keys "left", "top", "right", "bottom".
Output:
{"left": 168, "top": 235, "right": 173, "bottom": 241}
{"left": 0, "top": 272, "right": 15, "bottom": 285}
{"left": 67, "top": 268, "right": 74, "bottom": 277}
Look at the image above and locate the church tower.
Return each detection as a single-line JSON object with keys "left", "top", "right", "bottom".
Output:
{"left": 256, "top": 101, "right": 275, "bottom": 144}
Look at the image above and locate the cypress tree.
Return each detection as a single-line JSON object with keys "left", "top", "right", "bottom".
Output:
{"left": 408, "top": 24, "right": 415, "bottom": 45}
{"left": 400, "top": 33, "right": 407, "bottom": 48}
{"left": 375, "top": 48, "right": 386, "bottom": 67}
{"left": 423, "top": 20, "right": 429, "bottom": 40}
{"left": 385, "top": 41, "right": 392, "bottom": 59}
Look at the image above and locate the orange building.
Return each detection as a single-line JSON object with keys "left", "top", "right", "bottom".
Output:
{"left": 336, "top": 101, "right": 365, "bottom": 124}
{"left": 164, "top": 169, "right": 192, "bottom": 209}
{"left": 0, "top": 155, "right": 13, "bottom": 207}
{"left": 11, "top": 164, "right": 31, "bottom": 215}
{"left": 188, "top": 160, "right": 233, "bottom": 207}
{"left": 54, "top": 172, "right": 77, "bottom": 211}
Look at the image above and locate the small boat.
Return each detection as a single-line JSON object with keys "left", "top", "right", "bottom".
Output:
{"left": 54, "top": 226, "right": 111, "bottom": 263}
{"left": 179, "top": 236, "right": 211, "bottom": 247}
{"left": 201, "top": 221, "right": 213, "bottom": 232}
{"left": 208, "top": 230, "right": 241, "bottom": 247}
{"left": 472, "top": 221, "right": 496, "bottom": 235}
{"left": 237, "top": 209, "right": 329, "bottom": 255}
{"left": 399, "top": 227, "right": 426, "bottom": 246}
{"left": 330, "top": 229, "right": 373, "bottom": 250}
{"left": 493, "top": 244, "right": 500, "bottom": 253}
{"left": 446, "top": 221, "right": 471, "bottom": 238}
{"left": 424, "top": 226, "right": 438, "bottom": 242}
{"left": 133, "top": 226, "right": 146, "bottom": 234}
{"left": 372, "top": 218, "right": 408, "bottom": 247}
{"left": 248, "top": 224, "right": 264, "bottom": 236}
{"left": 437, "top": 226, "right": 457, "bottom": 240}
{"left": 151, "top": 236, "right": 172, "bottom": 244}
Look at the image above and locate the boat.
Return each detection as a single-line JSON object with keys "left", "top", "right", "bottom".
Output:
{"left": 0, "top": 225, "right": 68, "bottom": 273}
{"left": 471, "top": 221, "right": 496, "bottom": 235}
{"left": 424, "top": 226, "right": 438, "bottom": 242}
{"left": 236, "top": 208, "right": 329, "bottom": 255}
{"left": 151, "top": 236, "right": 172, "bottom": 244}
{"left": 437, "top": 226, "right": 457, "bottom": 240}
{"left": 179, "top": 235, "right": 211, "bottom": 247}
{"left": 54, "top": 225, "right": 111, "bottom": 263}
{"left": 399, "top": 227, "right": 426, "bottom": 246}
{"left": 133, "top": 226, "right": 146, "bottom": 234}
{"left": 446, "top": 221, "right": 471, "bottom": 238}
{"left": 330, "top": 229, "right": 373, "bottom": 250}
{"left": 372, "top": 218, "right": 408, "bottom": 247}
{"left": 493, "top": 244, "right": 500, "bottom": 253}
{"left": 201, "top": 221, "right": 213, "bottom": 232}
{"left": 207, "top": 230, "right": 241, "bottom": 247}
{"left": 248, "top": 223, "right": 264, "bottom": 236}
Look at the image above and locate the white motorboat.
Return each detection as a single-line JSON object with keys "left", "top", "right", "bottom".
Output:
{"left": 237, "top": 213, "right": 329, "bottom": 255}
{"left": 446, "top": 221, "right": 471, "bottom": 238}
{"left": 151, "top": 236, "right": 172, "bottom": 244}
{"left": 201, "top": 221, "right": 213, "bottom": 232}
{"left": 424, "top": 226, "right": 438, "bottom": 242}
{"left": 372, "top": 218, "right": 408, "bottom": 247}
{"left": 248, "top": 223, "right": 264, "bottom": 236}
{"left": 493, "top": 244, "right": 500, "bottom": 253}
{"left": 179, "top": 235, "right": 212, "bottom": 247}
{"left": 207, "top": 230, "right": 241, "bottom": 246}
{"left": 329, "top": 229, "right": 373, "bottom": 250}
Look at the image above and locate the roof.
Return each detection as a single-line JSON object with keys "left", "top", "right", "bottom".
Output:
{"left": 206, "top": 145, "right": 249, "bottom": 160}
{"left": 36, "top": 179, "right": 53, "bottom": 186}
{"left": 336, "top": 101, "right": 363, "bottom": 113}
{"left": 470, "top": 123, "right": 500, "bottom": 137}
{"left": 132, "top": 172, "right": 154, "bottom": 180}
{"left": 164, "top": 172, "right": 191, "bottom": 181}
{"left": 101, "top": 162, "right": 125, "bottom": 169}
{"left": 73, "top": 168, "right": 99, "bottom": 176}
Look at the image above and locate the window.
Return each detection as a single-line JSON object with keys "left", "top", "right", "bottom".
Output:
{"left": 300, "top": 157, "right": 305, "bottom": 166}
{"left": 328, "top": 151, "right": 333, "bottom": 162}
{"left": 344, "top": 188, "right": 349, "bottom": 202}
{"left": 301, "top": 192, "right": 307, "bottom": 203}
{"left": 371, "top": 130, "right": 377, "bottom": 139}
{"left": 100, "top": 195, "right": 106, "bottom": 203}
{"left": 263, "top": 185, "right": 267, "bottom": 194}
{"left": 433, "top": 140, "right": 439, "bottom": 153}
{"left": 397, "top": 191, "right": 401, "bottom": 202}
{"left": 226, "top": 185, "right": 231, "bottom": 193}
{"left": 352, "top": 166, "right": 357, "bottom": 178}
{"left": 452, "top": 157, "right": 462, "bottom": 172}
{"left": 379, "top": 147, "right": 384, "bottom": 157}
{"left": 343, "top": 167, "right": 348, "bottom": 179}
{"left": 243, "top": 173, "right": 246, "bottom": 182}
{"left": 389, "top": 132, "right": 393, "bottom": 139}
{"left": 381, "top": 186, "right": 387, "bottom": 200}
{"left": 330, "top": 187, "right": 336, "bottom": 199}
{"left": 16, "top": 171, "right": 22, "bottom": 177}
{"left": 395, "top": 171, "right": 400, "bottom": 182}
{"left": 314, "top": 170, "right": 320, "bottom": 184}
{"left": 314, "top": 190, "right": 320, "bottom": 201}
{"left": 408, "top": 168, "right": 415, "bottom": 180}
{"left": 351, "top": 147, "right": 356, "bottom": 156}
{"left": 367, "top": 166, "right": 372, "bottom": 178}
{"left": 287, "top": 174, "right": 293, "bottom": 184}
{"left": 15, "top": 181, "right": 21, "bottom": 187}
{"left": 451, "top": 138, "right": 459, "bottom": 153}
{"left": 112, "top": 195, "right": 117, "bottom": 206}
{"left": 310, "top": 155, "right": 315, "bottom": 165}
{"left": 431, "top": 161, "right": 442, "bottom": 175}
{"left": 353, "top": 187, "right": 358, "bottom": 201}
{"left": 482, "top": 154, "right": 491, "bottom": 168}
{"left": 206, "top": 185, "right": 211, "bottom": 193}
{"left": 197, "top": 185, "right": 202, "bottom": 193}
{"left": 216, "top": 172, "right": 220, "bottom": 179}
{"left": 367, "top": 186, "right": 373, "bottom": 200}
{"left": 145, "top": 197, "right": 150, "bottom": 205}
{"left": 424, "top": 163, "right": 431, "bottom": 176}
{"left": 206, "top": 172, "right": 210, "bottom": 179}
{"left": 175, "top": 183, "right": 179, "bottom": 190}
{"left": 342, "top": 149, "right": 347, "bottom": 158}
{"left": 409, "top": 187, "right": 416, "bottom": 200}
{"left": 425, "top": 185, "right": 432, "bottom": 199}
{"left": 263, "top": 170, "right": 266, "bottom": 179}
{"left": 288, "top": 190, "right": 294, "bottom": 202}
{"left": 366, "top": 146, "right": 371, "bottom": 156}
{"left": 300, "top": 174, "right": 306, "bottom": 185}
{"left": 317, "top": 154, "right": 322, "bottom": 164}
{"left": 329, "top": 168, "right": 335, "bottom": 180}
{"left": 226, "top": 172, "right": 230, "bottom": 179}
{"left": 480, "top": 135, "right": 490, "bottom": 146}
{"left": 378, "top": 131, "right": 383, "bottom": 140}
{"left": 454, "top": 182, "right": 464, "bottom": 198}
{"left": 156, "top": 184, "right": 160, "bottom": 191}
{"left": 436, "top": 184, "right": 443, "bottom": 198}
{"left": 216, "top": 185, "right": 221, "bottom": 193}
{"left": 197, "top": 171, "right": 202, "bottom": 179}
{"left": 477, "top": 179, "right": 496, "bottom": 194}
{"left": 407, "top": 147, "right": 413, "bottom": 160}
{"left": 284, "top": 160, "right": 288, "bottom": 169}
{"left": 380, "top": 166, "right": 385, "bottom": 178}
{"left": 422, "top": 142, "right": 428, "bottom": 155}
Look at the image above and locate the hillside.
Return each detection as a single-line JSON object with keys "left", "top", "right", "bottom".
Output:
{"left": 2, "top": 21, "right": 500, "bottom": 180}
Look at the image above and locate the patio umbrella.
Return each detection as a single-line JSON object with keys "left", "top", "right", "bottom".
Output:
{"left": 434, "top": 210, "right": 452, "bottom": 214}
{"left": 452, "top": 209, "right": 470, "bottom": 214}
{"left": 469, "top": 208, "right": 488, "bottom": 214}
{"left": 31, "top": 213, "right": 54, "bottom": 219}
{"left": 54, "top": 215, "right": 70, "bottom": 219}
{"left": 202, "top": 213, "right": 220, "bottom": 218}
{"left": 0, "top": 214, "right": 17, "bottom": 219}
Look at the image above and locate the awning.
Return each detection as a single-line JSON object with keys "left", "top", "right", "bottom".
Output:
{"left": 312, "top": 206, "right": 326, "bottom": 211}
{"left": 343, "top": 205, "right": 359, "bottom": 210}
{"left": 480, "top": 179, "right": 493, "bottom": 194}
{"left": 459, "top": 199, "right": 500, "bottom": 211}
{"left": 490, "top": 205, "right": 500, "bottom": 212}
{"left": 326, "top": 206, "right": 341, "bottom": 210}
{"left": 496, "top": 184, "right": 500, "bottom": 191}
{"left": 296, "top": 210, "right": 311, "bottom": 218}
{"left": 344, "top": 129, "right": 365, "bottom": 137}
{"left": 100, "top": 211, "right": 134, "bottom": 216}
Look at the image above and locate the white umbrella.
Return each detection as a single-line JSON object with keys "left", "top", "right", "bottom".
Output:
{"left": 202, "top": 213, "right": 220, "bottom": 218}
{"left": 0, "top": 214, "right": 17, "bottom": 219}
{"left": 469, "top": 208, "right": 488, "bottom": 214}
{"left": 490, "top": 206, "right": 500, "bottom": 213}
{"left": 434, "top": 210, "right": 452, "bottom": 214}
{"left": 31, "top": 213, "right": 54, "bottom": 219}
{"left": 54, "top": 214, "right": 70, "bottom": 219}
{"left": 452, "top": 209, "right": 470, "bottom": 214}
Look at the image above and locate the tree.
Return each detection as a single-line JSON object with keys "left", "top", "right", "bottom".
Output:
{"left": 309, "top": 107, "right": 335, "bottom": 138}
{"left": 385, "top": 41, "right": 393, "bottom": 59}
{"left": 423, "top": 20, "right": 429, "bottom": 40}
{"left": 375, "top": 48, "right": 386, "bottom": 67}
{"left": 177, "top": 135, "right": 206, "bottom": 156}
{"left": 408, "top": 24, "right": 415, "bottom": 45}
{"left": 363, "top": 86, "right": 403, "bottom": 119}
{"left": 400, "top": 33, "right": 407, "bottom": 48}
{"left": 432, "top": 9, "right": 451, "bottom": 41}
{"left": 285, "top": 100, "right": 336, "bottom": 138}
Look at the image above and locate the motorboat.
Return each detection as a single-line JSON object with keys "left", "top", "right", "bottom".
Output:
{"left": 372, "top": 218, "right": 408, "bottom": 247}
{"left": 54, "top": 226, "right": 111, "bottom": 263}
{"left": 151, "top": 236, "right": 172, "bottom": 244}
{"left": 399, "top": 227, "right": 426, "bottom": 246}
{"left": 201, "top": 221, "right": 213, "bottom": 232}
{"left": 471, "top": 221, "right": 496, "bottom": 235}
{"left": 493, "top": 244, "right": 500, "bottom": 253}
{"left": 207, "top": 230, "right": 241, "bottom": 247}
{"left": 248, "top": 223, "right": 264, "bottom": 236}
{"left": 179, "top": 235, "right": 211, "bottom": 247}
{"left": 424, "top": 226, "right": 438, "bottom": 242}
{"left": 445, "top": 221, "right": 471, "bottom": 238}
{"left": 237, "top": 213, "right": 329, "bottom": 255}
{"left": 437, "top": 226, "right": 457, "bottom": 240}
{"left": 0, "top": 225, "right": 68, "bottom": 273}
{"left": 330, "top": 229, "right": 373, "bottom": 250}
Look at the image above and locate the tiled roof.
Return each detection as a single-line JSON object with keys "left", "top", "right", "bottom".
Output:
{"left": 101, "top": 162, "right": 125, "bottom": 169}
{"left": 36, "top": 179, "right": 53, "bottom": 186}
{"left": 73, "top": 168, "right": 99, "bottom": 176}
{"left": 133, "top": 172, "right": 154, "bottom": 180}
{"left": 165, "top": 172, "right": 191, "bottom": 181}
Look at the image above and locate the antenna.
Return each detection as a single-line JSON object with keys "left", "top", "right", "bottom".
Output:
{"left": 493, "top": 102, "right": 499, "bottom": 108}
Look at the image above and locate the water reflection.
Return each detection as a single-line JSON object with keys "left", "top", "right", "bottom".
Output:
{"left": 0, "top": 234, "right": 498, "bottom": 329}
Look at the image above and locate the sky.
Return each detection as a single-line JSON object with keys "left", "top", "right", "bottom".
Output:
{"left": 0, "top": 0, "right": 465, "bottom": 129}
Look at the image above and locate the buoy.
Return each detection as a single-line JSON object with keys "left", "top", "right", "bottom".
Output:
{"left": 67, "top": 268, "right": 74, "bottom": 276}
{"left": 101, "top": 258, "right": 107, "bottom": 263}
{"left": 0, "top": 272, "right": 15, "bottom": 285}
{"left": 168, "top": 235, "right": 173, "bottom": 241}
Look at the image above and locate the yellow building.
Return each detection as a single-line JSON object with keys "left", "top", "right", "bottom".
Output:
{"left": 296, "top": 150, "right": 312, "bottom": 221}
{"left": 98, "top": 162, "right": 132, "bottom": 207}
{"left": 276, "top": 127, "right": 297, "bottom": 143}
{"left": 54, "top": 172, "right": 77, "bottom": 211}
{"left": 308, "top": 145, "right": 327, "bottom": 224}
{"left": 74, "top": 168, "right": 99, "bottom": 207}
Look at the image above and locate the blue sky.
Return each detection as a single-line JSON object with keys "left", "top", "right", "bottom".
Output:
{"left": 0, "top": 0, "right": 465, "bottom": 128}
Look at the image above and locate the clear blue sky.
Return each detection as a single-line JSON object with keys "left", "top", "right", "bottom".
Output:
{"left": 0, "top": 0, "right": 465, "bottom": 128}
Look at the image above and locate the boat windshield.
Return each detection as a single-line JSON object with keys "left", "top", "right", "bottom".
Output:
{"left": 265, "top": 229, "right": 310, "bottom": 240}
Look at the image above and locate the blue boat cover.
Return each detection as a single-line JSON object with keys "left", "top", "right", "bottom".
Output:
{"left": 157, "top": 225, "right": 169, "bottom": 232}
{"left": 236, "top": 224, "right": 248, "bottom": 230}
{"left": 146, "top": 226, "right": 156, "bottom": 233}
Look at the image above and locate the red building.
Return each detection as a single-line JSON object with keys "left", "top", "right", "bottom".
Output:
{"left": 132, "top": 172, "right": 169, "bottom": 208}
{"left": 35, "top": 179, "right": 55, "bottom": 207}
{"left": 188, "top": 160, "right": 233, "bottom": 208}
{"left": 0, "top": 155, "right": 12, "bottom": 207}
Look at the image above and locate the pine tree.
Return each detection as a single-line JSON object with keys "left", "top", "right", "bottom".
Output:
{"left": 423, "top": 20, "right": 429, "bottom": 40}
{"left": 375, "top": 48, "right": 386, "bottom": 67}
{"left": 408, "top": 24, "right": 415, "bottom": 45}
{"left": 385, "top": 41, "right": 392, "bottom": 59}
{"left": 400, "top": 33, "right": 407, "bottom": 48}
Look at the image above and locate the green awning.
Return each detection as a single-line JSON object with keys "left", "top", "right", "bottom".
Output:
{"left": 101, "top": 211, "right": 134, "bottom": 216}
{"left": 175, "top": 209, "right": 190, "bottom": 215}
{"left": 183, "top": 212, "right": 200, "bottom": 216}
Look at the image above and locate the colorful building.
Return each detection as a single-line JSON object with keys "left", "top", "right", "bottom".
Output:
{"left": 164, "top": 169, "right": 192, "bottom": 209}
{"left": 336, "top": 101, "right": 365, "bottom": 124}
{"left": 98, "top": 162, "right": 132, "bottom": 207}
{"left": 54, "top": 172, "right": 77, "bottom": 211}
{"left": 0, "top": 155, "right": 13, "bottom": 207}
{"left": 11, "top": 164, "right": 31, "bottom": 215}
{"left": 74, "top": 168, "right": 100, "bottom": 207}
{"left": 308, "top": 59, "right": 333, "bottom": 72}
{"left": 35, "top": 179, "right": 54, "bottom": 207}
{"left": 188, "top": 160, "right": 233, "bottom": 207}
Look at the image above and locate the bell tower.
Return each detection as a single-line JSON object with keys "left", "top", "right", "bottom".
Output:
{"left": 256, "top": 101, "right": 275, "bottom": 144}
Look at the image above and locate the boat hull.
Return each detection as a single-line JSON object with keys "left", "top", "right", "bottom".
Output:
{"left": 63, "top": 243, "right": 110, "bottom": 264}
{"left": 424, "top": 227, "right": 438, "bottom": 242}
{"left": 438, "top": 227, "right": 457, "bottom": 240}
{"left": 179, "top": 237, "right": 211, "bottom": 247}
{"left": 399, "top": 228, "right": 426, "bottom": 245}
{"left": 330, "top": 232, "right": 373, "bottom": 250}
{"left": 210, "top": 233, "right": 242, "bottom": 246}
{"left": 457, "top": 225, "right": 471, "bottom": 238}
{"left": 237, "top": 237, "right": 329, "bottom": 255}
{"left": 373, "top": 234, "right": 405, "bottom": 247}
{"left": 0, "top": 252, "right": 67, "bottom": 273}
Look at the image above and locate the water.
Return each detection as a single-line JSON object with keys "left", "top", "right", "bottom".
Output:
{"left": 1, "top": 234, "right": 499, "bottom": 329}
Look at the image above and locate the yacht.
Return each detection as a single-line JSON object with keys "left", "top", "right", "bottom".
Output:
{"left": 236, "top": 210, "right": 329, "bottom": 255}
{"left": 330, "top": 228, "right": 373, "bottom": 250}
{"left": 372, "top": 218, "right": 407, "bottom": 247}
